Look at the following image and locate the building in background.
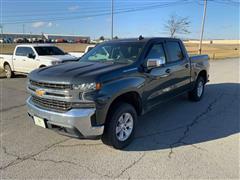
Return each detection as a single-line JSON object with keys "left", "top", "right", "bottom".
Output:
{"left": 0, "top": 33, "right": 90, "bottom": 43}
{"left": 44, "top": 34, "right": 90, "bottom": 43}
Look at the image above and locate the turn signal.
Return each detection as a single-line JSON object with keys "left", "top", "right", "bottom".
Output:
{"left": 96, "top": 83, "right": 102, "bottom": 90}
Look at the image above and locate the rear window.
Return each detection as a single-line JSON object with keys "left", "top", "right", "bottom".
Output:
{"left": 166, "top": 42, "right": 184, "bottom": 62}
{"left": 34, "top": 46, "right": 65, "bottom": 56}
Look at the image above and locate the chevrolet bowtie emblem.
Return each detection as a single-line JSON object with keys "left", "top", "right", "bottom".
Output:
{"left": 35, "top": 89, "right": 45, "bottom": 96}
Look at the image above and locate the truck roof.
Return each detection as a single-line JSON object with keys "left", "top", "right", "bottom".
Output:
{"left": 15, "top": 44, "right": 57, "bottom": 47}
{"left": 106, "top": 37, "right": 180, "bottom": 43}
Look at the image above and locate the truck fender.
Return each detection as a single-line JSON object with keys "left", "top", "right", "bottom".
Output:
{"left": 95, "top": 77, "right": 145, "bottom": 124}
{"left": 99, "top": 77, "right": 144, "bottom": 103}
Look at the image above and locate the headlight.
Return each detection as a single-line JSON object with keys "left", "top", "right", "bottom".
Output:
{"left": 73, "top": 82, "right": 101, "bottom": 91}
{"left": 51, "top": 61, "right": 61, "bottom": 65}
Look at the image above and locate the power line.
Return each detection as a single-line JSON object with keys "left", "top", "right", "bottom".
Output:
{"left": 202, "top": 0, "right": 240, "bottom": 6}
{"left": 196, "top": 0, "right": 240, "bottom": 6}
{"left": 2, "top": 2, "right": 173, "bottom": 18}
{"left": 3, "top": 1, "right": 191, "bottom": 25}
{"left": 1, "top": 1, "right": 191, "bottom": 15}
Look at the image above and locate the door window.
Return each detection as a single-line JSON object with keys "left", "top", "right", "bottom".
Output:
{"left": 166, "top": 42, "right": 184, "bottom": 62}
{"left": 34, "top": 46, "right": 64, "bottom": 55}
{"left": 145, "top": 44, "right": 166, "bottom": 61}
{"left": 15, "top": 47, "right": 26, "bottom": 56}
{"left": 15, "top": 47, "right": 35, "bottom": 57}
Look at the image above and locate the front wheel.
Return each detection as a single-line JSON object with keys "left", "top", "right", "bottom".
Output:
{"left": 102, "top": 103, "right": 137, "bottom": 149}
{"left": 188, "top": 76, "right": 205, "bottom": 101}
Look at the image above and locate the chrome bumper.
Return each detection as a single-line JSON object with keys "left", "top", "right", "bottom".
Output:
{"left": 26, "top": 97, "right": 104, "bottom": 138}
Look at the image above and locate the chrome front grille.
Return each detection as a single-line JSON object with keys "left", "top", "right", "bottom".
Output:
{"left": 28, "top": 80, "right": 95, "bottom": 111}
{"left": 30, "top": 80, "right": 72, "bottom": 90}
{"left": 32, "top": 96, "right": 71, "bottom": 112}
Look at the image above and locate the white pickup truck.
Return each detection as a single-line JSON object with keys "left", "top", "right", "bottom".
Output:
{"left": 0, "top": 44, "right": 78, "bottom": 78}
{"left": 68, "top": 45, "right": 95, "bottom": 58}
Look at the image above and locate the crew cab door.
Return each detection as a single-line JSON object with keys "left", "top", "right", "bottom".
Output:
{"left": 13, "top": 47, "right": 38, "bottom": 73}
{"left": 143, "top": 40, "right": 191, "bottom": 110}
{"left": 143, "top": 41, "right": 174, "bottom": 109}
{"left": 13, "top": 47, "right": 25, "bottom": 72}
{"left": 164, "top": 40, "right": 191, "bottom": 94}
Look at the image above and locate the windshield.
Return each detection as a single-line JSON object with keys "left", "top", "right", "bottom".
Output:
{"left": 80, "top": 42, "right": 144, "bottom": 64}
{"left": 34, "top": 46, "right": 65, "bottom": 56}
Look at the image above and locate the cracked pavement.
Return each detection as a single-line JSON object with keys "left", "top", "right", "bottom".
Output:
{"left": 0, "top": 58, "right": 239, "bottom": 179}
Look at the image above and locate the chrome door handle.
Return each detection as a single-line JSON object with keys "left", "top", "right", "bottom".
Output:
{"left": 165, "top": 69, "right": 171, "bottom": 74}
{"left": 159, "top": 74, "right": 170, "bottom": 78}
{"left": 158, "top": 69, "right": 171, "bottom": 78}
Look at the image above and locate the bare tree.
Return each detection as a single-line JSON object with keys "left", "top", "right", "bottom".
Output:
{"left": 165, "top": 14, "right": 191, "bottom": 37}
{"left": 99, "top": 36, "right": 105, "bottom": 41}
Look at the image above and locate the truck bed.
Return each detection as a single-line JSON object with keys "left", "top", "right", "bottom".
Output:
{"left": 190, "top": 54, "right": 209, "bottom": 62}
{"left": 0, "top": 54, "right": 13, "bottom": 69}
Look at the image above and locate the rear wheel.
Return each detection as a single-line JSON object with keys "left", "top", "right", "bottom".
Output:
{"left": 4, "top": 64, "right": 13, "bottom": 78}
{"left": 188, "top": 76, "right": 205, "bottom": 101}
{"left": 102, "top": 103, "right": 137, "bottom": 149}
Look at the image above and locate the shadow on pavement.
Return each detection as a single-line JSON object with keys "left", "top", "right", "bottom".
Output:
{"left": 0, "top": 74, "right": 27, "bottom": 79}
{"left": 124, "top": 83, "right": 239, "bottom": 151}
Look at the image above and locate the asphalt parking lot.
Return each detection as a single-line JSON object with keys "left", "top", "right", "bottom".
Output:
{"left": 0, "top": 58, "right": 239, "bottom": 179}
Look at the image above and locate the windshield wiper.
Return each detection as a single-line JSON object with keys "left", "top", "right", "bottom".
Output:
{"left": 113, "top": 59, "right": 133, "bottom": 64}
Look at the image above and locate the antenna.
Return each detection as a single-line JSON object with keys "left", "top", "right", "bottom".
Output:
{"left": 138, "top": 35, "right": 144, "bottom": 40}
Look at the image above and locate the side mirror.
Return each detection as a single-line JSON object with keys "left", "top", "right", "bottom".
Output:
{"left": 28, "top": 53, "right": 36, "bottom": 59}
{"left": 147, "top": 57, "right": 165, "bottom": 69}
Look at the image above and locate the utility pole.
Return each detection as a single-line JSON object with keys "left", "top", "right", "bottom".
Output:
{"left": 0, "top": 25, "right": 3, "bottom": 42}
{"left": 22, "top": 24, "right": 25, "bottom": 34}
{"left": 198, "top": 0, "right": 207, "bottom": 54}
{"left": 0, "top": 24, "right": 3, "bottom": 36}
{"left": 30, "top": 32, "right": 32, "bottom": 43}
{"left": 111, "top": 0, "right": 114, "bottom": 39}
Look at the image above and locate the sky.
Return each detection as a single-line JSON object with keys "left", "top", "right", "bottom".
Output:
{"left": 0, "top": 0, "right": 239, "bottom": 39}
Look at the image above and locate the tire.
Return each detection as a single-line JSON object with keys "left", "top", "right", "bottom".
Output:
{"left": 4, "top": 64, "right": 14, "bottom": 78}
{"left": 188, "top": 76, "right": 205, "bottom": 101}
{"left": 102, "top": 102, "right": 137, "bottom": 149}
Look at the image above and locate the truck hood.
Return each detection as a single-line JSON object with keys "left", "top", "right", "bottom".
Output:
{"left": 38, "top": 54, "right": 78, "bottom": 62}
{"left": 29, "top": 61, "right": 127, "bottom": 84}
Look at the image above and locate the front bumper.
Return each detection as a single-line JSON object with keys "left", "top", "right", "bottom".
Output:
{"left": 26, "top": 97, "right": 104, "bottom": 138}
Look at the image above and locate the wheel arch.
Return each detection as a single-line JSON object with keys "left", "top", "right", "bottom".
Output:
{"left": 3, "top": 61, "right": 11, "bottom": 68}
{"left": 39, "top": 65, "right": 46, "bottom": 68}
{"left": 197, "top": 70, "right": 208, "bottom": 84}
{"left": 106, "top": 91, "right": 142, "bottom": 121}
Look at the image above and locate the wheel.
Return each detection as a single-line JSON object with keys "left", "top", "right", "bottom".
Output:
{"left": 4, "top": 64, "right": 14, "bottom": 78}
{"left": 102, "top": 103, "right": 137, "bottom": 149}
{"left": 188, "top": 76, "right": 205, "bottom": 101}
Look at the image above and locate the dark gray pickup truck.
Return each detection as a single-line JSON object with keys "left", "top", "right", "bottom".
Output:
{"left": 26, "top": 37, "right": 209, "bottom": 149}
